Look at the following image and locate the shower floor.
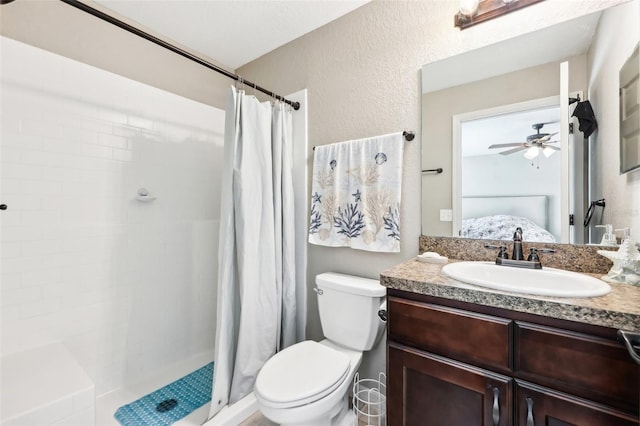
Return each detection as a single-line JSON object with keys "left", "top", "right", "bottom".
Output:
{"left": 97, "top": 353, "right": 276, "bottom": 426}
{"left": 96, "top": 352, "right": 214, "bottom": 426}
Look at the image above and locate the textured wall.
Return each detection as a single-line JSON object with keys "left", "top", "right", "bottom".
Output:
{"left": 237, "top": 0, "right": 623, "bottom": 379}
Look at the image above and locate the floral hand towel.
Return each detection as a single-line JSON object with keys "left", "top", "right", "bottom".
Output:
{"left": 308, "top": 132, "right": 404, "bottom": 252}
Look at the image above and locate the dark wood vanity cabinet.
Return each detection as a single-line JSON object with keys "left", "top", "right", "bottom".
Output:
{"left": 387, "top": 290, "right": 639, "bottom": 426}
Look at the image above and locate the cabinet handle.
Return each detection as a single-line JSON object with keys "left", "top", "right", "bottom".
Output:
{"left": 492, "top": 387, "right": 500, "bottom": 426}
{"left": 526, "top": 397, "right": 534, "bottom": 426}
{"left": 0, "top": 204, "right": 7, "bottom": 210}
{"left": 618, "top": 330, "right": 640, "bottom": 364}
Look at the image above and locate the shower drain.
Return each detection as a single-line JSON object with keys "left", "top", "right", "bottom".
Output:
{"left": 156, "top": 398, "right": 178, "bottom": 413}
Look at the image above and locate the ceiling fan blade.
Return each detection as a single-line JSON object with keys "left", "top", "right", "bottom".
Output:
{"left": 536, "top": 131, "right": 560, "bottom": 142}
{"left": 499, "top": 146, "right": 528, "bottom": 155}
{"left": 543, "top": 145, "right": 561, "bottom": 151}
{"left": 488, "top": 142, "right": 526, "bottom": 149}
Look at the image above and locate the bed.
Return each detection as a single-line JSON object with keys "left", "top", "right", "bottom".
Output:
{"left": 460, "top": 195, "right": 556, "bottom": 242}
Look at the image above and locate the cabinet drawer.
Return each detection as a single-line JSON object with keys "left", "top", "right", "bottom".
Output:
{"left": 389, "top": 297, "right": 512, "bottom": 373}
{"left": 515, "top": 321, "right": 639, "bottom": 415}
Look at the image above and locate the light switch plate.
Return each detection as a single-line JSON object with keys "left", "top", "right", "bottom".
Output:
{"left": 440, "top": 209, "right": 453, "bottom": 222}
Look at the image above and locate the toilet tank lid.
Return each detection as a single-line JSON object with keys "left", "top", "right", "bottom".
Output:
{"left": 316, "top": 272, "right": 385, "bottom": 297}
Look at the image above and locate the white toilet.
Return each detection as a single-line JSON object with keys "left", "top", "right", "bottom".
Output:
{"left": 254, "top": 272, "right": 387, "bottom": 426}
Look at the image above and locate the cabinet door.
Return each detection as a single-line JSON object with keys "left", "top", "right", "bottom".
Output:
{"left": 388, "top": 342, "right": 512, "bottom": 426}
{"left": 515, "top": 381, "right": 638, "bottom": 426}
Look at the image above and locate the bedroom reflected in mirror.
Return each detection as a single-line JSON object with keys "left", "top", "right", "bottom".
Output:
{"left": 456, "top": 102, "right": 561, "bottom": 243}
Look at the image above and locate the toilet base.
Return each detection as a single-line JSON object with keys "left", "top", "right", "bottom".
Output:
{"left": 331, "top": 400, "right": 356, "bottom": 426}
{"left": 275, "top": 395, "right": 350, "bottom": 426}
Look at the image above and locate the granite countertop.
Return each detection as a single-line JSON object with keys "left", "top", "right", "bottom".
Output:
{"left": 381, "top": 258, "right": 640, "bottom": 332}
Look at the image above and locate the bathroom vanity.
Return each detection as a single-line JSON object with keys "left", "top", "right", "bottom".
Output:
{"left": 382, "top": 259, "right": 640, "bottom": 426}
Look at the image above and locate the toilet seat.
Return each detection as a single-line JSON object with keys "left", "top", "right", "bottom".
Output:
{"left": 255, "top": 341, "right": 351, "bottom": 409}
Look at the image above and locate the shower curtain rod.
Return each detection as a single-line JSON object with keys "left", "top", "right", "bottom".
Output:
{"left": 58, "top": 0, "right": 301, "bottom": 111}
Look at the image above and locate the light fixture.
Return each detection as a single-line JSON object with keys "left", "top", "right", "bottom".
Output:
{"left": 522, "top": 145, "right": 556, "bottom": 160}
{"left": 542, "top": 146, "right": 556, "bottom": 158}
{"left": 459, "top": 0, "right": 480, "bottom": 16}
{"left": 455, "top": 0, "right": 545, "bottom": 30}
{"left": 524, "top": 146, "right": 539, "bottom": 160}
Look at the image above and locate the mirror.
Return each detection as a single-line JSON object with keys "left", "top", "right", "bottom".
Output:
{"left": 421, "top": 2, "right": 640, "bottom": 244}
{"left": 620, "top": 43, "right": 640, "bottom": 174}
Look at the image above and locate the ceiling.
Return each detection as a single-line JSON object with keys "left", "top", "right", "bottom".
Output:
{"left": 462, "top": 106, "right": 561, "bottom": 157}
{"left": 94, "top": 0, "right": 369, "bottom": 70}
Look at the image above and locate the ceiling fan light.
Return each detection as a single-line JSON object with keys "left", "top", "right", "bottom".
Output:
{"left": 524, "top": 146, "right": 539, "bottom": 160}
{"left": 542, "top": 146, "right": 556, "bottom": 157}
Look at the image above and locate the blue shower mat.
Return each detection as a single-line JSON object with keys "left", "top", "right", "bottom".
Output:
{"left": 114, "top": 362, "right": 214, "bottom": 426}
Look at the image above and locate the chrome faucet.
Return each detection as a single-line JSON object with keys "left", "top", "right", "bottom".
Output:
{"left": 484, "top": 227, "right": 555, "bottom": 269}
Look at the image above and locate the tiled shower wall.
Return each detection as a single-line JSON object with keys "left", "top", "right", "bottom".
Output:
{"left": 0, "top": 37, "right": 224, "bottom": 395}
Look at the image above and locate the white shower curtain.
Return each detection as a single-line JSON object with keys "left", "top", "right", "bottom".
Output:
{"left": 208, "top": 87, "right": 297, "bottom": 419}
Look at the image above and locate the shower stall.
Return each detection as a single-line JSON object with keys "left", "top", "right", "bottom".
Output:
{"left": 0, "top": 36, "right": 224, "bottom": 425}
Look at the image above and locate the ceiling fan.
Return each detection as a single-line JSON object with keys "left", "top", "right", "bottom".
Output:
{"left": 488, "top": 122, "right": 560, "bottom": 159}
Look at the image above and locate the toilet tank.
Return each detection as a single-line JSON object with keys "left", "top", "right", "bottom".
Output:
{"left": 315, "top": 272, "right": 386, "bottom": 351}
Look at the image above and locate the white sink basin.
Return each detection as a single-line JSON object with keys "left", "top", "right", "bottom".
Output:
{"left": 441, "top": 261, "right": 611, "bottom": 298}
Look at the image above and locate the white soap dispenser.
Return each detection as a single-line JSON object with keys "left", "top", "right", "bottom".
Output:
{"left": 597, "top": 228, "right": 640, "bottom": 285}
{"left": 596, "top": 224, "right": 617, "bottom": 246}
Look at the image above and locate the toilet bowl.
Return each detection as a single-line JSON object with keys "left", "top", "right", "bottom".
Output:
{"left": 255, "top": 272, "right": 386, "bottom": 426}
{"left": 255, "top": 340, "right": 362, "bottom": 426}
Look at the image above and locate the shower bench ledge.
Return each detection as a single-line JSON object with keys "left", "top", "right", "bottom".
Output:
{"left": 1, "top": 342, "right": 95, "bottom": 426}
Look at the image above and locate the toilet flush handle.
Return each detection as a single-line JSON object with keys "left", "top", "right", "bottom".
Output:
{"left": 378, "top": 310, "right": 387, "bottom": 322}
{"left": 313, "top": 287, "right": 323, "bottom": 295}
{"left": 378, "top": 300, "right": 388, "bottom": 322}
